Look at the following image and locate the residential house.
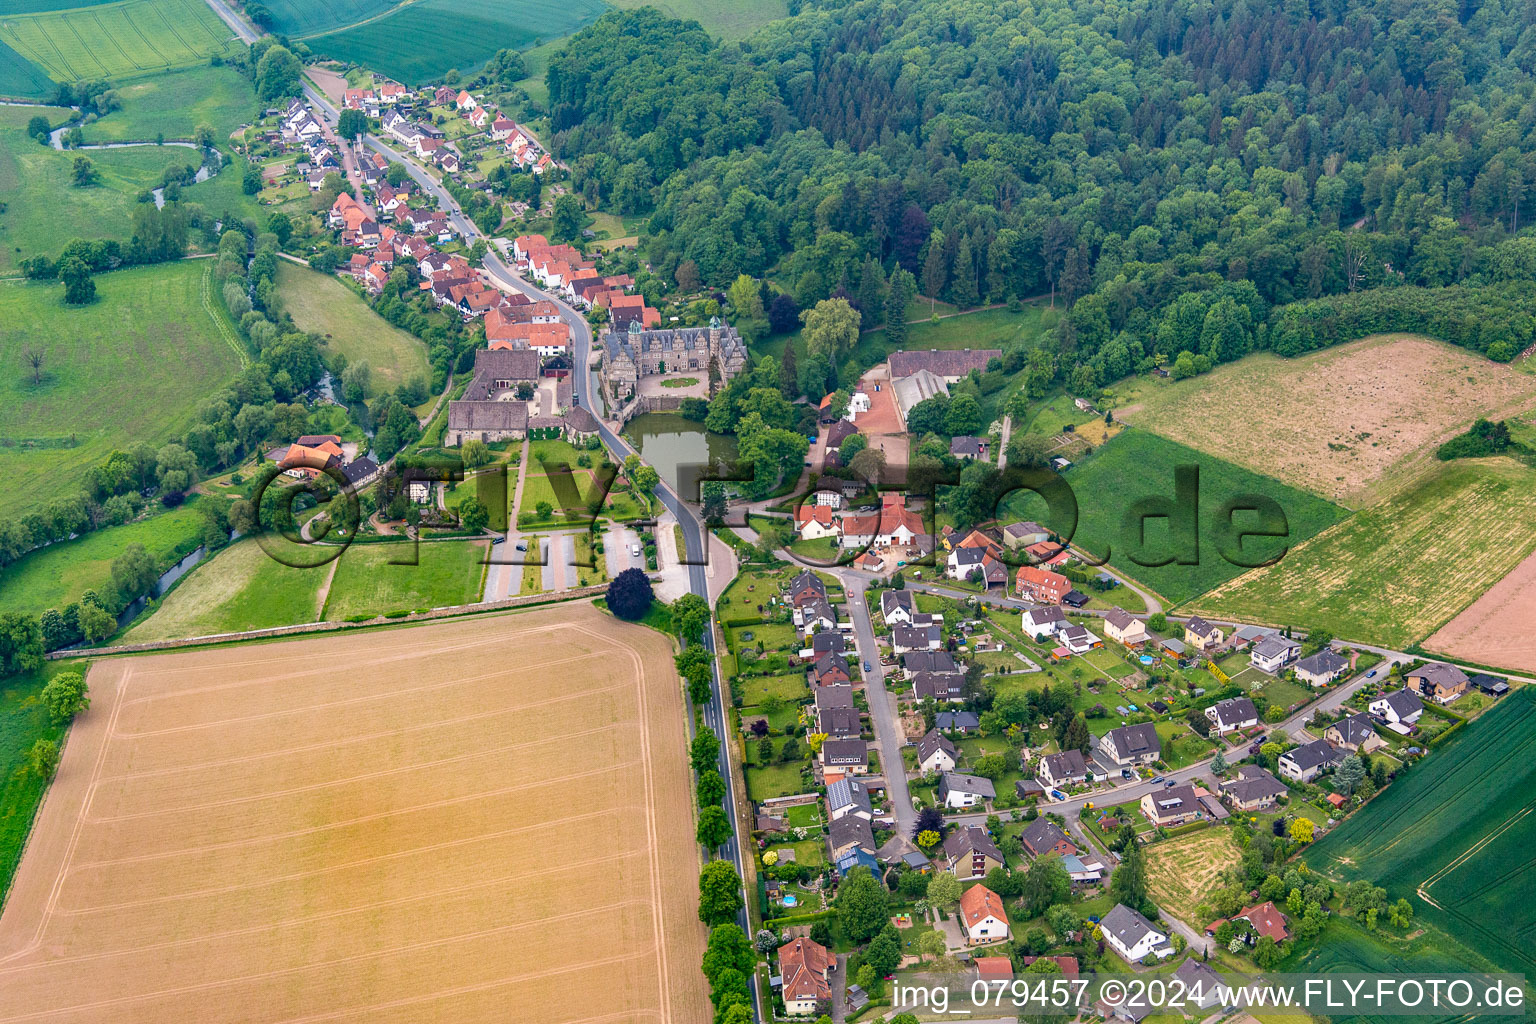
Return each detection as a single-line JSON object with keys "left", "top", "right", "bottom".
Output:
{"left": 1205, "top": 697, "right": 1259, "bottom": 736}
{"left": 1369, "top": 688, "right": 1423, "bottom": 726}
{"left": 778, "top": 937, "right": 833, "bottom": 1017}
{"left": 455, "top": 89, "right": 477, "bottom": 110}
{"left": 796, "top": 599, "right": 837, "bottom": 636}
{"left": 1037, "top": 749, "right": 1089, "bottom": 788}
{"left": 1021, "top": 956, "right": 1080, "bottom": 978}
{"left": 916, "top": 729, "right": 958, "bottom": 774}
{"left": 943, "top": 825, "right": 1004, "bottom": 880}
{"left": 826, "top": 778, "right": 872, "bottom": 822}
{"left": 808, "top": 632, "right": 847, "bottom": 658}
{"left": 1021, "top": 605, "right": 1067, "bottom": 640}
{"left": 1219, "top": 766, "right": 1288, "bottom": 812}
{"left": 1141, "top": 784, "right": 1202, "bottom": 827}
{"left": 467, "top": 105, "right": 489, "bottom": 128}
{"left": 828, "top": 815, "right": 876, "bottom": 858}
{"left": 1174, "top": 960, "right": 1226, "bottom": 1009}
{"left": 1101, "top": 904, "right": 1174, "bottom": 962}
{"left": 820, "top": 738, "right": 868, "bottom": 775}
{"left": 1294, "top": 649, "right": 1350, "bottom": 687}
{"left": 903, "top": 651, "right": 959, "bottom": 677}
{"left": 1058, "top": 624, "right": 1102, "bottom": 654}
{"left": 1002, "top": 521, "right": 1052, "bottom": 548}
{"left": 490, "top": 115, "right": 516, "bottom": 141}
{"left": 950, "top": 435, "right": 989, "bottom": 460}
{"left": 1103, "top": 608, "right": 1149, "bottom": 647}
{"left": 958, "top": 883, "right": 1011, "bottom": 946}
{"left": 1251, "top": 635, "right": 1302, "bottom": 673}
{"left": 1020, "top": 818, "right": 1077, "bottom": 858}
{"left": 816, "top": 704, "right": 860, "bottom": 739}
{"left": 911, "top": 671, "right": 966, "bottom": 703}
{"left": 811, "top": 653, "right": 851, "bottom": 688}
{"left": 1061, "top": 854, "right": 1104, "bottom": 886}
{"left": 880, "top": 589, "right": 918, "bottom": 626}
{"left": 1278, "top": 738, "right": 1341, "bottom": 783}
{"left": 1098, "top": 723, "right": 1162, "bottom": 768}
{"left": 937, "top": 772, "right": 995, "bottom": 810}
{"left": 975, "top": 957, "right": 1014, "bottom": 982}
{"left": 935, "top": 711, "right": 980, "bottom": 733}
{"left": 794, "top": 503, "right": 839, "bottom": 540}
{"left": 1237, "top": 902, "right": 1290, "bottom": 943}
{"left": 788, "top": 571, "right": 829, "bottom": 609}
{"left": 1325, "top": 712, "right": 1385, "bottom": 753}
{"left": 814, "top": 684, "right": 854, "bottom": 716}
{"left": 892, "top": 624, "right": 942, "bottom": 654}
{"left": 1183, "top": 616, "right": 1224, "bottom": 651}
{"left": 947, "top": 543, "right": 1007, "bottom": 586}
{"left": 1017, "top": 566, "right": 1071, "bottom": 604}
{"left": 1407, "top": 662, "right": 1471, "bottom": 704}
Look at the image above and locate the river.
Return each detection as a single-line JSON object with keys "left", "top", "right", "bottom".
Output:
{"left": 621, "top": 413, "right": 737, "bottom": 500}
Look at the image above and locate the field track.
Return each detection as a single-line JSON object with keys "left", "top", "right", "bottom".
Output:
{"left": 0, "top": 604, "right": 708, "bottom": 1023}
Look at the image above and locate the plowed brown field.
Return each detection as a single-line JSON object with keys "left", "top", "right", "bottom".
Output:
{"left": 0, "top": 603, "right": 708, "bottom": 1024}
{"left": 1426, "top": 548, "right": 1536, "bottom": 674}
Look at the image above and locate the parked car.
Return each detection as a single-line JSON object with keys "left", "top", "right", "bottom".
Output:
{"left": 1150, "top": 776, "right": 1164, "bottom": 784}
{"left": 863, "top": 661, "right": 872, "bottom": 673}
{"left": 1366, "top": 669, "right": 1376, "bottom": 678}
{"left": 1121, "top": 769, "right": 1134, "bottom": 780}
{"left": 630, "top": 543, "right": 642, "bottom": 557}
{"left": 515, "top": 542, "right": 526, "bottom": 551}
{"left": 1050, "top": 789, "right": 1066, "bottom": 801}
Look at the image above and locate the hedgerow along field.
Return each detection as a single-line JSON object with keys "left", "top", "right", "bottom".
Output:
{"left": 1116, "top": 335, "right": 1536, "bottom": 508}
{"left": 0, "top": 262, "right": 245, "bottom": 521}
{"left": 0, "top": 0, "right": 241, "bottom": 83}
{"left": 999, "top": 428, "right": 1347, "bottom": 606}
{"left": 0, "top": 607, "right": 709, "bottom": 1022}
{"left": 1197, "top": 458, "right": 1536, "bottom": 648}
{"left": 307, "top": 0, "right": 607, "bottom": 84}
{"left": 0, "top": 660, "right": 78, "bottom": 906}
{"left": 1303, "top": 688, "right": 1536, "bottom": 980}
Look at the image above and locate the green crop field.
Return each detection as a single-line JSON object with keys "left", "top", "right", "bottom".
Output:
{"left": 322, "top": 539, "right": 488, "bottom": 619}
{"left": 123, "top": 537, "right": 331, "bottom": 641}
{"left": 0, "top": 498, "right": 210, "bottom": 617}
{"left": 1198, "top": 459, "right": 1536, "bottom": 647}
{"left": 0, "top": 37, "right": 53, "bottom": 98}
{"left": 256, "top": 0, "right": 397, "bottom": 38}
{"left": 77, "top": 63, "right": 255, "bottom": 144}
{"left": 0, "top": 263, "right": 245, "bottom": 521}
{"left": 0, "top": 0, "right": 117, "bottom": 12}
{"left": 308, "top": 0, "right": 607, "bottom": 84}
{"left": 275, "top": 261, "right": 429, "bottom": 396}
{"left": 0, "top": 0, "right": 241, "bottom": 83}
{"left": 1303, "top": 689, "right": 1536, "bottom": 979}
{"left": 999, "top": 428, "right": 1347, "bottom": 606}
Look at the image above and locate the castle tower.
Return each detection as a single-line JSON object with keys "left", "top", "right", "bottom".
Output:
{"left": 708, "top": 315, "right": 722, "bottom": 361}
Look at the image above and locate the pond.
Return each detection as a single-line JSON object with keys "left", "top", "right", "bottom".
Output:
{"left": 622, "top": 412, "right": 738, "bottom": 497}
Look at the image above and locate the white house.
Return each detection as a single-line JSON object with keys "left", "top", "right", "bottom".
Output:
{"left": 1250, "top": 635, "right": 1302, "bottom": 673}
{"left": 937, "top": 772, "right": 994, "bottom": 809}
{"left": 826, "top": 778, "right": 872, "bottom": 822}
{"left": 778, "top": 937, "right": 833, "bottom": 1016}
{"left": 1101, "top": 904, "right": 1173, "bottom": 962}
{"left": 1058, "top": 624, "right": 1101, "bottom": 654}
{"left": 1037, "top": 749, "right": 1089, "bottom": 787}
{"left": 1205, "top": 697, "right": 1259, "bottom": 735}
{"left": 1369, "top": 688, "right": 1424, "bottom": 726}
{"left": 1174, "top": 960, "right": 1226, "bottom": 1009}
{"left": 1278, "top": 738, "right": 1340, "bottom": 783}
{"left": 880, "top": 589, "right": 918, "bottom": 626}
{"left": 959, "top": 883, "right": 1011, "bottom": 946}
{"left": 1022, "top": 605, "right": 1066, "bottom": 640}
{"left": 891, "top": 624, "right": 941, "bottom": 654}
{"left": 916, "top": 730, "right": 958, "bottom": 774}
{"left": 1294, "top": 649, "right": 1350, "bottom": 687}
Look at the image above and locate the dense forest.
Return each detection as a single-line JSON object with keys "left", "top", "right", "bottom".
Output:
{"left": 546, "top": 0, "right": 1536, "bottom": 391}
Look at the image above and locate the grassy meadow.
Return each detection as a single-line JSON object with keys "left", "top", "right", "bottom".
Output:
{"left": 275, "top": 261, "right": 429, "bottom": 396}
{"left": 0, "top": 659, "right": 79, "bottom": 905}
{"left": 0, "top": 0, "right": 240, "bottom": 83}
{"left": 77, "top": 63, "right": 256, "bottom": 144}
{"left": 322, "top": 539, "right": 488, "bottom": 619}
{"left": 1000, "top": 428, "right": 1347, "bottom": 606}
{"left": 123, "top": 537, "right": 331, "bottom": 641}
{"left": 0, "top": 263, "right": 245, "bottom": 521}
{"left": 308, "top": 0, "right": 607, "bottom": 84}
{"left": 1198, "top": 458, "right": 1536, "bottom": 646}
{"left": 0, "top": 498, "right": 210, "bottom": 617}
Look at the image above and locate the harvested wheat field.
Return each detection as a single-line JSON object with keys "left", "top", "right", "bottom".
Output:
{"left": 1118, "top": 335, "right": 1536, "bottom": 506}
{"left": 1426, "top": 548, "right": 1536, "bottom": 674}
{"left": 1145, "top": 827, "right": 1242, "bottom": 924}
{"left": 0, "top": 603, "right": 708, "bottom": 1024}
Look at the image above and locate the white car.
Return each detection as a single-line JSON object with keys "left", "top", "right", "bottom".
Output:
{"left": 631, "top": 543, "right": 642, "bottom": 558}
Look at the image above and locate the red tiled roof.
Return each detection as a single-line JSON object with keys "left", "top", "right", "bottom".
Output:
{"left": 960, "top": 884, "right": 1008, "bottom": 930}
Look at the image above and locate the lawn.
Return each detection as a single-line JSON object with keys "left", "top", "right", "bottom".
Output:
{"left": 1230, "top": 666, "right": 1312, "bottom": 714}
{"left": 521, "top": 535, "right": 543, "bottom": 594}
{"left": 745, "top": 761, "right": 809, "bottom": 801}
{"left": 741, "top": 673, "right": 809, "bottom": 705}
{"left": 322, "top": 538, "right": 488, "bottom": 619}
{"left": 1153, "top": 720, "right": 1216, "bottom": 769}
{"left": 0, "top": 103, "right": 71, "bottom": 128}
{"left": 0, "top": 659, "right": 78, "bottom": 905}
{"left": 0, "top": 0, "right": 241, "bottom": 82}
{"left": 275, "top": 262, "right": 429, "bottom": 396}
{"left": 0, "top": 128, "right": 206, "bottom": 273}
{"left": 1000, "top": 427, "right": 1348, "bottom": 606}
{"left": 1144, "top": 827, "right": 1243, "bottom": 924}
{"left": 1198, "top": 459, "right": 1536, "bottom": 647}
{"left": 0, "top": 498, "right": 210, "bottom": 618}
{"left": 76, "top": 63, "right": 256, "bottom": 144}
{"left": 307, "top": 0, "right": 608, "bottom": 84}
{"left": 1303, "top": 688, "right": 1536, "bottom": 980}
{"left": 122, "top": 537, "right": 330, "bottom": 641}
{"left": 0, "top": 263, "right": 245, "bottom": 520}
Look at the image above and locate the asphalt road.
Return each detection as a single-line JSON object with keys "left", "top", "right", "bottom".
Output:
{"left": 845, "top": 579, "right": 918, "bottom": 839}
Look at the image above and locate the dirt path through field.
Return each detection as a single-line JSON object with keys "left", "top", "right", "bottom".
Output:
{"left": 0, "top": 605, "right": 707, "bottom": 1024}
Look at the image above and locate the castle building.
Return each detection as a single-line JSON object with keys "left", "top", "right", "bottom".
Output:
{"left": 600, "top": 317, "right": 748, "bottom": 400}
